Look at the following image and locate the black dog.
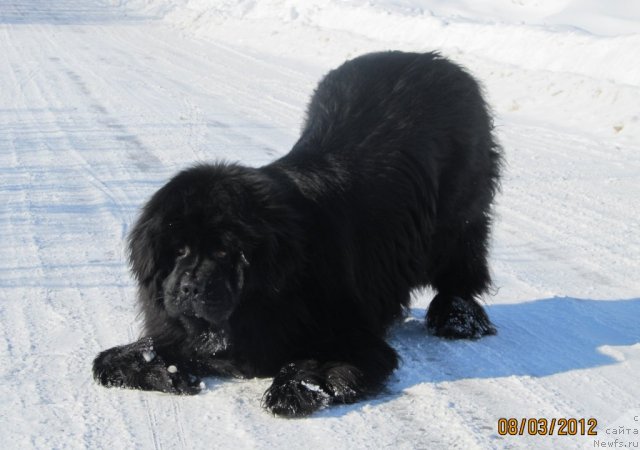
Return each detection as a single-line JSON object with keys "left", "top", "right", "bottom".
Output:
{"left": 93, "top": 51, "right": 502, "bottom": 417}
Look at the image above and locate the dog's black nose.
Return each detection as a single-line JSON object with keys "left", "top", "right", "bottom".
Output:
{"left": 179, "top": 278, "right": 201, "bottom": 296}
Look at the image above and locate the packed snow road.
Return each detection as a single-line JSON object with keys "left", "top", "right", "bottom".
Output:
{"left": 0, "top": 1, "right": 638, "bottom": 449}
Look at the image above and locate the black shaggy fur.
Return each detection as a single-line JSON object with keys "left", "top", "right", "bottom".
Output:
{"left": 93, "top": 51, "right": 502, "bottom": 417}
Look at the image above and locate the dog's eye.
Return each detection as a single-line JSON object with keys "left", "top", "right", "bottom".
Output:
{"left": 176, "top": 246, "right": 190, "bottom": 258}
{"left": 213, "top": 250, "right": 227, "bottom": 259}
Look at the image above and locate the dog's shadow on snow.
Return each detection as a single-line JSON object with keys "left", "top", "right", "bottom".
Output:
{"left": 317, "top": 296, "right": 640, "bottom": 418}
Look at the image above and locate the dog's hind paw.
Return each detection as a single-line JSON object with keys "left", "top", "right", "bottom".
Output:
{"left": 426, "top": 294, "right": 496, "bottom": 339}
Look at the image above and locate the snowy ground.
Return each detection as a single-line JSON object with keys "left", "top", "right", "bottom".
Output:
{"left": 1, "top": 0, "right": 639, "bottom": 449}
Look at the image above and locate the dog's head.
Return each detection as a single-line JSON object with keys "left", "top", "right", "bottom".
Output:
{"left": 128, "top": 163, "right": 301, "bottom": 336}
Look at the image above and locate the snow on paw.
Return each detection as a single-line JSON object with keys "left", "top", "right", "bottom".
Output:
{"left": 324, "top": 364, "right": 362, "bottom": 404}
{"left": 141, "top": 363, "right": 202, "bottom": 395}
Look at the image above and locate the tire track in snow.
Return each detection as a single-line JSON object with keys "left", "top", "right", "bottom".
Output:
{"left": 53, "top": 22, "right": 194, "bottom": 447}
{"left": 19, "top": 15, "right": 206, "bottom": 450}
{"left": 1, "top": 17, "right": 147, "bottom": 447}
{"left": 1, "top": 23, "right": 52, "bottom": 372}
{"left": 101, "top": 23, "right": 307, "bottom": 162}
{"left": 172, "top": 400, "right": 189, "bottom": 450}
{"left": 41, "top": 49, "right": 163, "bottom": 174}
{"left": 493, "top": 125, "right": 640, "bottom": 297}
{"left": 1, "top": 22, "right": 122, "bottom": 447}
{"left": 2, "top": 25, "right": 125, "bottom": 288}
{"left": 125, "top": 324, "right": 165, "bottom": 450}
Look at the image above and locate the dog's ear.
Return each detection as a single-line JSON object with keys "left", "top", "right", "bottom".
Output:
{"left": 128, "top": 213, "right": 160, "bottom": 285}
{"left": 128, "top": 210, "right": 179, "bottom": 339}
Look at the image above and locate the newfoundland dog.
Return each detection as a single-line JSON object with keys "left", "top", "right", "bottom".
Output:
{"left": 93, "top": 51, "right": 502, "bottom": 417}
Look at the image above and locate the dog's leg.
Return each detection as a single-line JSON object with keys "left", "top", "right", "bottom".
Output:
{"left": 262, "top": 332, "right": 398, "bottom": 417}
{"left": 426, "top": 217, "right": 497, "bottom": 338}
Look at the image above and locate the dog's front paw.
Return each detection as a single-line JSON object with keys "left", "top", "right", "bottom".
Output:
{"left": 262, "top": 362, "right": 330, "bottom": 417}
{"left": 92, "top": 340, "right": 202, "bottom": 395}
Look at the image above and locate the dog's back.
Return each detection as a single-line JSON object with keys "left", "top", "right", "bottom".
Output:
{"left": 274, "top": 52, "right": 501, "bottom": 331}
